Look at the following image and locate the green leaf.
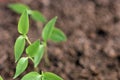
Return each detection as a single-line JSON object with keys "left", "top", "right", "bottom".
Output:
{"left": 21, "top": 72, "right": 41, "bottom": 80}
{"left": 31, "top": 10, "right": 46, "bottom": 23}
{"left": 34, "top": 45, "right": 44, "bottom": 67}
{"left": 0, "top": 76, "right": 3, "bottom": 80}
{"left": 18, "top": 10, "right": 29, "bottom": 35}
{"left": 42, "top": 72, "right": 63, "bottom": 80}
{"left": 50, "top": 28, "right": 67, "bottom": 42}
{"left": 14, "top": 36, "right": 25, "bottom": 62}
{"left": 8, "top": 3, "right": 30, "bottom": 14}
{"left": 42, "top": 17, "right": 57, "bottom": 41}
{"left": 14, "top": 57, "right": 28, "bottom": 79}
{"left": 26, "top": 40, "right": 40, "bottom": 57}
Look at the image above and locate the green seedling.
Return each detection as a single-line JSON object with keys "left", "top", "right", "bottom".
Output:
{"left": 8, "top": 3, "right": 67, "bottom": 80}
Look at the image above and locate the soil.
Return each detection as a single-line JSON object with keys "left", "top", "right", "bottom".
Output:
{"left": 0, "top": 0, "right": 120, "bottom": 80}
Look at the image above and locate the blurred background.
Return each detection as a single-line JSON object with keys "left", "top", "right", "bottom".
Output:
{"left": 0, "top": 0, "right": 120, "bottom": 80}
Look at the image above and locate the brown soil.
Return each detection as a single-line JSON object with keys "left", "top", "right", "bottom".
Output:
{"left": 0, "top": 0, "right": 120, "bottom": 80}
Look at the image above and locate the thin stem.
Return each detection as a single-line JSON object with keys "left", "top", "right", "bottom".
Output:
{"left": 29, "top": 57, "right": 39, "bottom": 72}
{"left": 44, "top": 42, "right": 50, "bottom": 66}
{"left": 34, "top": 67, "right": 39, "bottom": 72}
{"left": 25, "top": 36, "right": 32, "bottom": 45}
{"left": 28, "top": 57, "right": 34, "bottom": 62}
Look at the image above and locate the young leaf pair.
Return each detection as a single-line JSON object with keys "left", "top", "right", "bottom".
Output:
{"left": 8, "top": 3, "right": 46, "bottom": 23}
{"left": 26, "top": 40, "right": 44, "bottom": 68}
{"left": 14, "top": 10, "right": 29, "bottom": 62}
{"left": 21, "top": 72, "right": 63, "bottom": 80}
{"left": 42, "top": 16, "right": 66, "bottom": 42}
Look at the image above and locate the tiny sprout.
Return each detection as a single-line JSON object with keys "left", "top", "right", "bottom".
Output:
{"left": 9, "top": 3, "right": 66, "bottom": 80}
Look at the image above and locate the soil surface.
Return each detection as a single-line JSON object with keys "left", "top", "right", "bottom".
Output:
{"left": 0, "top": 0, "right": 120, "bottom": 80}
